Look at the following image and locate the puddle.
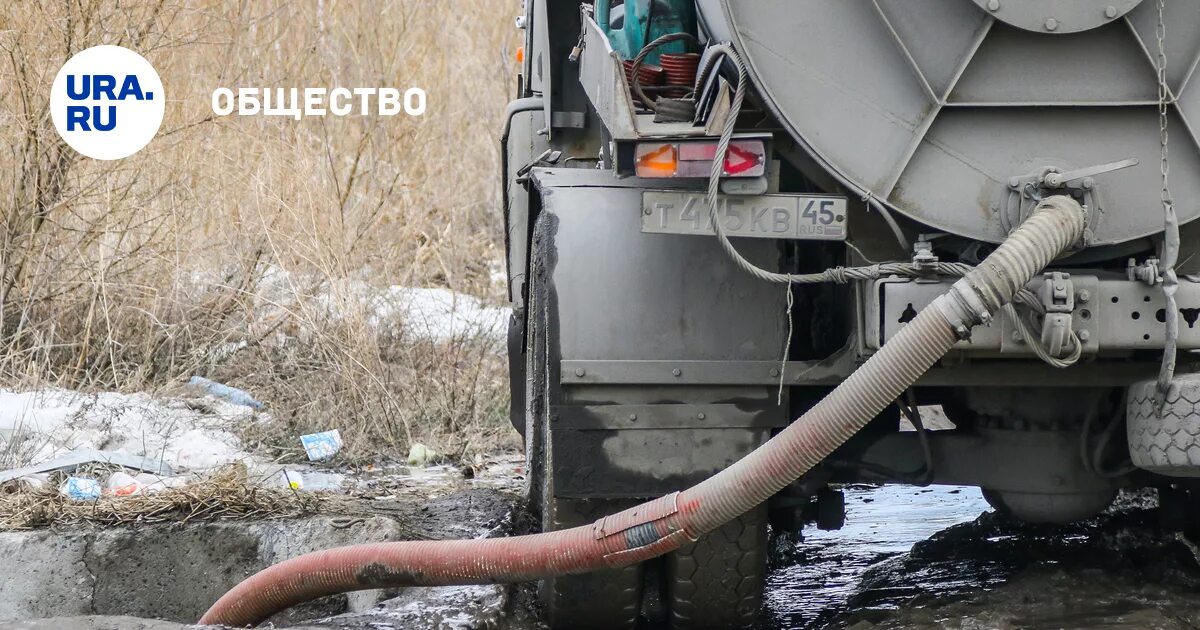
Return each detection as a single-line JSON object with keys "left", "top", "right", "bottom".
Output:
{"left": 307, "top": 584, "right": 516, "bottom": 630}
{"left": 764, "top": 485, "right": 990, "bottom": 628}
{"left": 764, "top": 485, "right": 1200, "bottom": 629}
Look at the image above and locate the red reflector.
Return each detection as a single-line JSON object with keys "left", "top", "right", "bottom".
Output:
{"left": 723, "top": 144, "right": 760, "bottom": 175}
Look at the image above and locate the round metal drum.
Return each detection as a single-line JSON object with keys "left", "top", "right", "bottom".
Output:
{"left": 700, "top": 0, "right": 1200, "bottom": 244}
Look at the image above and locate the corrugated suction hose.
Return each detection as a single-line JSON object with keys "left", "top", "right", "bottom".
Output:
{"left": 200, "top": 196, "right": 1085, "bottom": 627}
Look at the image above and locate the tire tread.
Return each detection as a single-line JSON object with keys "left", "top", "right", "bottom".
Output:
{"left": 1128, "top": 375, "right": 1200, "bottom": 474}
{"left": 666, "top": 505, "right": 768, "bottom": 630}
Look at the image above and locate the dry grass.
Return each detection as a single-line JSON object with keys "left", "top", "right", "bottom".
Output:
{"left": 0, "top": 466, "right": 325, "bottom": 530}
{"left": 0, "top": 1, "right": 519, "bottom": 460}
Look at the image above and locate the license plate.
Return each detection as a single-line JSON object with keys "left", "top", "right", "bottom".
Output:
{"left": 641, "top": 191, "right": 848, "bottom": 241}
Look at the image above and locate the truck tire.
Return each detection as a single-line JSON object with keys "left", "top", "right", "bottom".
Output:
{"left": 1128, "top": 374, "right": 1200, "bottom": 475}
{"left": 540, "top": 497, "right": 645, "bottom": 630}
{"left": 665, "top": 505, "right": 768, "bottom": 629}
{"left": 524, "top": 231, "right": 644, "bottom": 629}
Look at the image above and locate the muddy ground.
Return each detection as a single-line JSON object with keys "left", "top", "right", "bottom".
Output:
{"left": 768, "top": 486, "right": 1200, "bottom": 629}
{"left": 5, "top": 469, "right": 1200, "bottom": 629}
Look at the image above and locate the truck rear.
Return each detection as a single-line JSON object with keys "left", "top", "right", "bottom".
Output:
{"left": 502, "top": 2, "right": 1200, "bottom": 627}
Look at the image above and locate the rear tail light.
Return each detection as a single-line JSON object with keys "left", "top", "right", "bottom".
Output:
{"left": 634, "top": 143, "right": 678, "bottom": 177}
{"left": 634, "top": 139, "right": 765, "bottom": 179}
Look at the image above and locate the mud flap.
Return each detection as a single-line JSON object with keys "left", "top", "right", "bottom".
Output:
{"left": 529, "top": 168, "right": 788, "bottom": 499}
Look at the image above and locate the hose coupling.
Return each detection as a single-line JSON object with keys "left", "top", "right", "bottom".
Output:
{"left": 592, "top": 492, "right": 695, "bottom": 566}
{"left": 936, "top": 278, "right": 993, "bottom": 340}
{"left": 932, "top": 195, "right": 1086, "bottom": 341}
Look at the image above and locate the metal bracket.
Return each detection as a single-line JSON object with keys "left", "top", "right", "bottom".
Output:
{"left": 515, "top": 148, "right": 562, "bottom": 183}
{"left": 551, "top": 403, "right": 786, "bottom": 430}
{"left": 871, "top": 274, "right": 1200, "bottom": 357}
{"left": 558, "top": 356, "right": 1187, "bottom": 387}
{"left": 911, "top": 236, "right": 940, "bottom": 277}
{"left": 1039, "top": 271, "right": 1075, "bottom": 314}
{"left": 1127, "top": 256, "right": 1162, "bottom": 286}
{"left": 1039, "top": 272, "right": 1075, "bottom": 356}
{"left": 560, "top": 357, "right": 856, "bottom": 386}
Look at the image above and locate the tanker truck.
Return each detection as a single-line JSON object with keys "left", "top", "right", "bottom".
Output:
{"left": 501, "top": 1, "right": 1200, "bottom": 627}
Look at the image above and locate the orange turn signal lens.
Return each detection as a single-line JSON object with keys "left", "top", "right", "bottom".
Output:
{"left": 635, "top": 143, "right": 679, "bottom": 177}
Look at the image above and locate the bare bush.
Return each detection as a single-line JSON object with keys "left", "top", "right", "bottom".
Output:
{"left": 0, "top": 1, "right": 518, "bottom": 460}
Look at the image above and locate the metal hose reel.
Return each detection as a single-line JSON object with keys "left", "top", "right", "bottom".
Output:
{"left": 697, "top": 0, "right": 1200, "bottom": 245}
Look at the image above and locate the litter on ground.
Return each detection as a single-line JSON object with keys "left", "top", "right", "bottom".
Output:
{"left": 300, "top": 429, "right": 344, "bottom": 461}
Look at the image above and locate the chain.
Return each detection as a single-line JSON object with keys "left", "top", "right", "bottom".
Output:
{"left": 1155, "top": 0, "right": 1181, "bottom": 400}
{"left": 1157, "top": 0, "right": 1171, "bottom": 203}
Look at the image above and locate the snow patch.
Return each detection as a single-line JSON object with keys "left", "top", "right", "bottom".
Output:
{"left": 162, "top": 428, "right": 245, "bottom": 470}
{"left": 373, "top": 286, "right": 508, "bottom": 343}
{"left": 0, "top": 389, "right": 253, "bottom": 471}
{"left": 251, "top": 267, "right": 510, "bottom": 345}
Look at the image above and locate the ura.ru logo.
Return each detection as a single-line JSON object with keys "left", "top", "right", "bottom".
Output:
{"left": 64, "top": 73, "right": 156, "bottom": 131}
{"left": 50, "top": 45, "right": 165, "bottom": 160}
